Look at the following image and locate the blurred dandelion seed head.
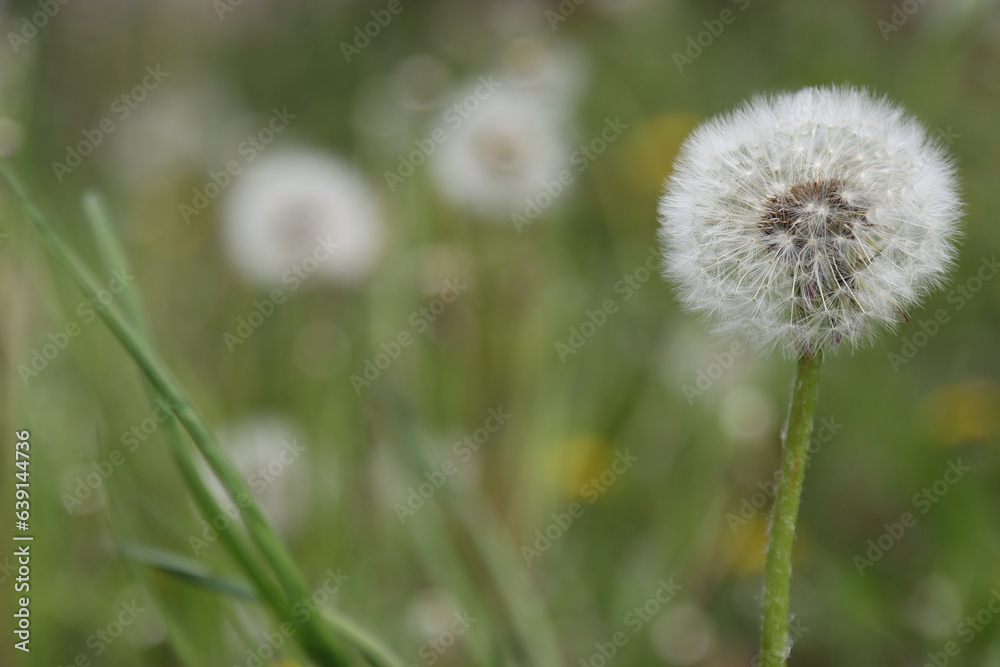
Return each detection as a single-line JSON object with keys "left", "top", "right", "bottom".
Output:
{"left": 221, "top": 149, "right": 385, "bottom": 287}
{"left": 659, "top": 86, "right": 962, "bottom": 356}
{"left": 431, "top": 86, "right": 569, "bottom": 218}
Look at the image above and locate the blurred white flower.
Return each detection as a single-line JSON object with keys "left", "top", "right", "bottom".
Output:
{"left": 104, "top": 78, "right": 250, "bottom": 189}
{"left": 431, "top": 85, "right": 569, "bottom": 218}
{"left": 215, "top": 414, "right": 311, "bottom": 536}
{"left": 660, "top": 86, "right": 962, "bottom": 356}
{"left": 221, "top": 149, "right": 385, "bottom": 286}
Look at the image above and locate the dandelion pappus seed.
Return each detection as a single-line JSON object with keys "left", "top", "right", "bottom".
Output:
{"left": 658, "top": 86, "right": 962, "bottom": 356}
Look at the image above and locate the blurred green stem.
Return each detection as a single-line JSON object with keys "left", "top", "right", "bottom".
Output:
{"left": 395, "top": 412, "right": 562, "bottom": 666}
{"left": 760, "top": 350, "right": 822, "bottom": 667}
{"left": 448, "top": 490, "right": 564, "bottom": 666}
{"left": 83, "top": 190, "right": 299, "bottom": 638}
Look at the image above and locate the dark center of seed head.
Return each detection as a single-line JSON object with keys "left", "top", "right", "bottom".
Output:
{"left": 761, "top": 180, "right": 867, "bottom": 240}
{"left": 759, "top": 179, "right": 874, "bottom": 296}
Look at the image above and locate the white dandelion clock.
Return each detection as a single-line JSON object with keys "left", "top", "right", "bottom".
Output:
{"left": 430, "top": 85, "right": 569, "bottom": 218}
{"left": 659, "top": 86, "right": 961, "bottom": 356}
{"left": 221, "top": 149, "right": 384, "bottom": 287}
{"left": 657, "top": 86, "right": 962, "bottom": 666}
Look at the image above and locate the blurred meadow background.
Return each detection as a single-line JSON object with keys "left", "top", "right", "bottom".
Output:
{"left": 2, "top": 0, "right": 1000, "bottom": 665}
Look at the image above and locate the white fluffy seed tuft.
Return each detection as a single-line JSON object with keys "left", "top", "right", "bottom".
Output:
{"left": 659, "top": 86, "right": 962, "bottom": 356}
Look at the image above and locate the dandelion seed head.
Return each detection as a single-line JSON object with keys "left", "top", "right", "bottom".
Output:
{"left": 431, "top": 86, "right": 568, "bottom": 219}
{"left": 222, "top": 149, "right": 384, "bottom": 287}
{"left": 659, "top": 86, "right": 962, "bottom": 356}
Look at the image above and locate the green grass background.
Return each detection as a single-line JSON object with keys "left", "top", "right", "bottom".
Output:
{"left": 2, "top": 0, "right": 1000, "bottom": 665}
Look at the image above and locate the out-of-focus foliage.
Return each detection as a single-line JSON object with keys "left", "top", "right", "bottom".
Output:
{"left": 2, "top": 0, "right": 1000, "bottom": 665}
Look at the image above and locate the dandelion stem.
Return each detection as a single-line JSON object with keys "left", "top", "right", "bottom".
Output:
{"left": 760, "top": 350, "right": 822, "bottom": 667}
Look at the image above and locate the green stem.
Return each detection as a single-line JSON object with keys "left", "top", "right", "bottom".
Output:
{"left": 448, "top": 489, "right": 564, "bottom": 666}
{"left": 760, "top": 350, "right": 823, "bottom": 667}
{"left": 82, "top": 190, "right": 296, "bottom": 631}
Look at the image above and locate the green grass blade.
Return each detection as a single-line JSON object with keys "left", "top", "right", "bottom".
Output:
{"left": 2, "top": 163, "right": 356, "bottom": 666}
{"left": 118, "top": 541, "right": 258, "bottom": 600}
